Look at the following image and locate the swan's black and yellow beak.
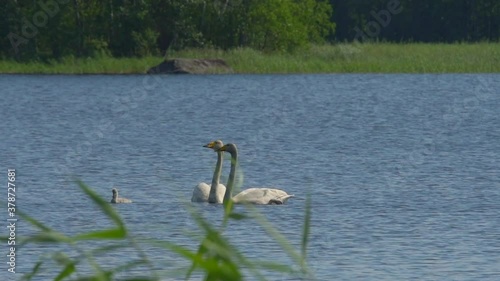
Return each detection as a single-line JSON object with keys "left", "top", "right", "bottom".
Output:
{"left": 218, "top": 145, "right": 227, "bottom": 152}
{"left": 203, "top": 141, "right": 215, "bottom": 148}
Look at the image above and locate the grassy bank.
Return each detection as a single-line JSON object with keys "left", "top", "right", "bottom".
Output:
{"left": 1, "top": 43, "right": 499, "bottom": 74}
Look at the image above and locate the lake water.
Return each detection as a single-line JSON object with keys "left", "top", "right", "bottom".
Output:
{"left": 1, "top": 74, "right": 499, "bottom": 280}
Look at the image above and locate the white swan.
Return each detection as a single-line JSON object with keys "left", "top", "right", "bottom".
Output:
{"left": 110, "top": 188, "right": 132, "bottom": 203}
{"left": 191, "top": 140, "right": 227, "bottom": 203}
{"left": 219, "top": 143, "right": 293, "bottom": 205}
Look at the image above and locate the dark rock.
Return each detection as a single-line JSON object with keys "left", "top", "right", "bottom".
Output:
{"left": 146, "top": 58, "right": 233, "bottom": 74}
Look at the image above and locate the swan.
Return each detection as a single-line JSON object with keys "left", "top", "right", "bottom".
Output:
{"left": 110, "top": 188, "right": 132, "bottom": 203}
{"left": 219, "top": 143, "right": 294, "bottom": 205}
{"left": 191, "top": 140, "right": 227, "bottom": 203}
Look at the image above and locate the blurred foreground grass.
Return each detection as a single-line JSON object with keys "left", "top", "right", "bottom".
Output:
{"left": 5, "top": 181, "right": 312, "bottom": 281}
{"left": 1, "top": 43, "right": 499, "bottom": 74}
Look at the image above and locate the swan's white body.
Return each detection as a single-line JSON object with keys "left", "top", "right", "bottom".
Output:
{"left": 191, "top": 140, "right": 227, "bottom": 203}
{"left": 220, "top": 143, "right": 294, "bottom": 205}
{"left": 111, "top": 188, "right": 132, "bottom": 203}
{"left": 191, "top": 182, "right": 226, "bottom": 203}
{"left": 232, "top": 187, "right": 294, "bottom": 205}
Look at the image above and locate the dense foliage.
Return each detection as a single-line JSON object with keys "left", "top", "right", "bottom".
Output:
{"left": 331, "top": 0, "right": 500, "bottom": 43}
{"left": 1, "top": 0, "right": 499, "bottom": 60}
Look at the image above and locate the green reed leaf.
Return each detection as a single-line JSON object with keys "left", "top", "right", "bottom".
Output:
{"left": 301, "top": 193, "right": 312, "bottom": 262}
{"left": 228, "top": 213, "right": 249, "bottom": 220}
{"left": 54, "top": 262, "right": 76, "bottom": 281}
{"left": 243, "top": 204, "right": 306, "bottom": 273}
{"left": 73, "top": 228, "right": 126, "bottom": 240}
{"left": 21, "top": 260, "right": 43, "bottom": 281}
{"left": 18, "top": 209, "right": 53, "bottom": 232}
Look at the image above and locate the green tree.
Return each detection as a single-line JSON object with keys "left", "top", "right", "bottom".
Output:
{"left": 241, "top": 0, "right": 334, "bottom": 51}
{"left": 2, "top": 0, "right": 40, "bottom": 60}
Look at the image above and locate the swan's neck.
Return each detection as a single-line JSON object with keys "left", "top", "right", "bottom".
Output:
{"left": 208, "top": 151, "right": 223, "bottom": 203}
{"left": 113, "top": 193, "right": 118, "bottom": 200}
{"left": 224, "top": 149, "right": 238, "bottom": 204}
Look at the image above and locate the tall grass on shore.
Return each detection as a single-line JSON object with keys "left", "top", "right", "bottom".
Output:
{"left": 175, "top": 42, "right": 500, "bottom": 73}
{"left": 1, "top": 43, "right": 499, "bottom": 74}
{"left": 0, "top": 55, "right": 161, "bottom": 75}
{"left": 3, "top": 181, "right": 312, "bottom": 281}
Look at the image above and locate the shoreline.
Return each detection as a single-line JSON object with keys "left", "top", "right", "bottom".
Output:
{"left": 1, "top": 43, "right": 499, "bottom": 74}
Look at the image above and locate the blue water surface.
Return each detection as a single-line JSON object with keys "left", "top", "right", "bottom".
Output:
{"left": 0, "top": 74, "right": 499, "bottom": 280}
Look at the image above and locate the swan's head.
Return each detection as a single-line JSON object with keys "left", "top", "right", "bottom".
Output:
{"left": 218, "top": 143, "right": 237, "bottom": 154}
{"left": 203, "top": 140, "right": 224, "bottom": 151}
{"left": 112, "top": 188, "right": 118, "bottom": 194}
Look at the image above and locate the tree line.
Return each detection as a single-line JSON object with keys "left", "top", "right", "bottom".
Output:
{"left": 331, "top": 0, "right": 500, "bottom": 43}
{"left": 1, "top": 0, "right": 499, "bottom": 60}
